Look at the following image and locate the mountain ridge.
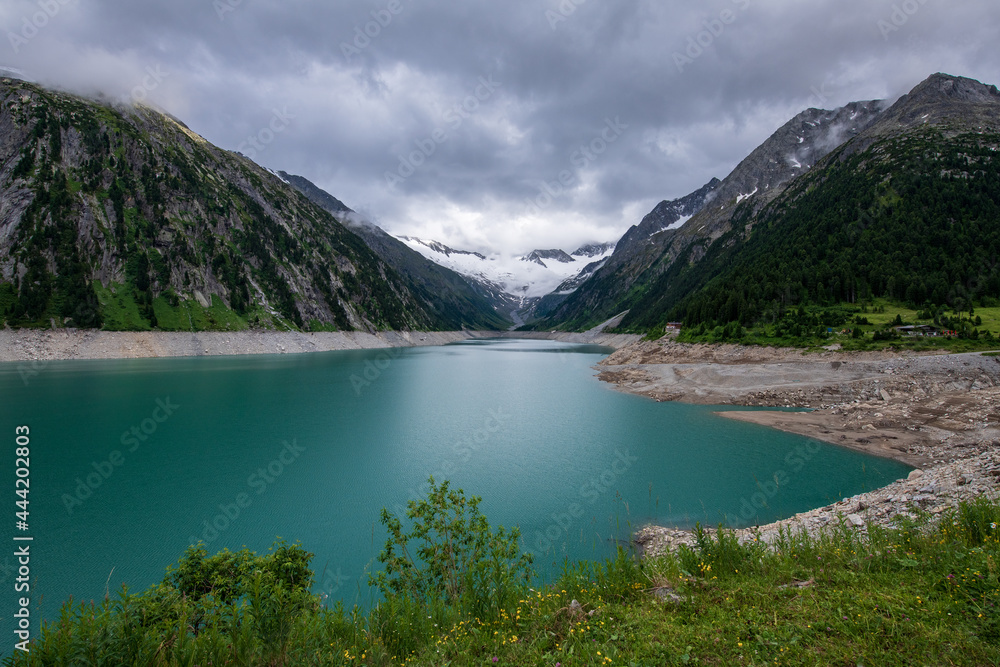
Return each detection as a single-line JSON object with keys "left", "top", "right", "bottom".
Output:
{"left": 0, "top": 78, "right": 505, "bottom": 332}
{"left": 538, "top": 73, "right": 991, "bottom": 332}
{"left": 277, "top": 174, "right": 510, "bottom": 329}
{"left": 612, "top": 72, "right": 1000, "bottom": 333}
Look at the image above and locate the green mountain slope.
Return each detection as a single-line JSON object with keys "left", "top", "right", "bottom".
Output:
{"left": 619, "top": 125, "right": 1000, "bottom": 332}
{"left": 535, "top": 73, "right": 1000, "bottom": 335}
{"left": 0, "top": 78, "right": 498, "bottom": 332}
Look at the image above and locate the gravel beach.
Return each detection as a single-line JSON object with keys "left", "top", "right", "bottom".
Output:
{"left": 596, "top": 336, "right": 1000, "bottom": 553}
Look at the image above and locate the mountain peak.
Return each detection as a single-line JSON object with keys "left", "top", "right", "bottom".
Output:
{"left": 278, "top": 171, "right": 353, "bottom": 213}
{"left": 523, "top": 249, "right": 575, "bottom": 267}
{"left": 913, "top": 73, "right": 1000, "bottom": 104}
{"left": 571, "top": 242, "right": 616, "bottom": 258}
{"left": 399, "top": 237, "right": 487, "bottom": 260}
{"left": 860, "top": 73, "right": 1000, "bottom": 140}
{"left": 615, "top": 177, "right": 722, "bottom": 253}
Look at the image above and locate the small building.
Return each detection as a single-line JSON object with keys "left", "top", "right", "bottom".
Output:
{"left": 893, "top": 325, "right": 941, "bottom": 337}
{"left": 664, "top": 322, "right": 683, "bottom": 330}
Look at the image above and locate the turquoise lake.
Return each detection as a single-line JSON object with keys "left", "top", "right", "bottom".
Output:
{"left": 0, "top": 338, "right": 911, "bottom": 639}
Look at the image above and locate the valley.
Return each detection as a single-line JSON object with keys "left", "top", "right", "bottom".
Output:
{"left": 4, "top": 67, "right": 1000, "bottom": 664}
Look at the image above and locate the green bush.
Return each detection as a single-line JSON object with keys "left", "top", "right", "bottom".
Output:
{"left": 21, "top": 540, "right": 317, "bottom": 666}
{"left": 11, "top": 491, "right": 1000, "bottom": 665}
{"left": 369, "top": 477, "right": 534, "bottom": 621}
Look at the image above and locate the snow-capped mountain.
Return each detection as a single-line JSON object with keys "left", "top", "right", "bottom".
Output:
{"left": 571, "top": 242, "right": 616, "bottom": 259}
{"left": 398, "top": 237, "right": 616, "bottom": 302}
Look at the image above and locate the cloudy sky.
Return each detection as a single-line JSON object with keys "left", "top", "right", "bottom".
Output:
{"left": 2, "top": 0, "right": 998, "bottom": 255}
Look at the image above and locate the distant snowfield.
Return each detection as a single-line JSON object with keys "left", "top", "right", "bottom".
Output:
{"left": 398, "top": 237, "right": 615, "bottom": 299}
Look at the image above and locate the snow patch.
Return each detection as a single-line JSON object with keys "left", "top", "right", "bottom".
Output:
{"left": 736, "top": 187, "right": 759, "bottom": 204}
{"left": 265, "top": 168, "right": 289, "bottom": 184}
{"left": 397, "top": 237, "right": 615, "bottom": 299}
{"left": 663, "top": 214, "right": 693, "bottom": 232}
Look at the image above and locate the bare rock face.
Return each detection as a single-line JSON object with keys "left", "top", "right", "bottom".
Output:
{"left": 0, "top": 78, "right": 503, "bottom": 332}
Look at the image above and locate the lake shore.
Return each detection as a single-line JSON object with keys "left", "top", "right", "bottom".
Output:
{"left": 8, "top": 327, "right": 997, "bottom": 559}
{"left": 596, "top": 336, "right": 1000, "bottom": 553}
{"left": 0, "top": 328, "right": 641, "bottom": 363}
{"left": 598, "top": 337, "right": 1000, "bottom": 468}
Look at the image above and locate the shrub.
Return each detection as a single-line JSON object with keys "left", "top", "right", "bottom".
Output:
{"left": 370, "top": 477, "right": 534, "bottom": 620}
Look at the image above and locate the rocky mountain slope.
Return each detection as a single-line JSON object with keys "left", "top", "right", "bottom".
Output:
{"left": 538, "top": 177, "right": 723, "bottom": 329}
{"left": 0, "top": 77, "right": 504, "bottom": 332}
{"left": 541, "top": 95, "right": 887, "bottom": 330}
{"left": 278, "top": 173, "right": 510, "bottom": 330}
{"left": 616, "top": 73, "right": 1000, "bottom": 333}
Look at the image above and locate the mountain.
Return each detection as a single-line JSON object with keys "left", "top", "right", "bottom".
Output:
{"left": 613, "top": 178, "right": 722, "bottom": 257}
{"left": 615, "top": 73, "right": 1000, "bottom": 333}
{"left": 523, "top": 249, "right": 575, "bottom": 267}
{"left": 571, "top": 242, "right": 616, "bottom": 258}
{"left": 536, "top": 177, "right": 721, "bottom": 329}
{"left": 398, "top": 237, "right": 615, "bottom": 303}
{"left": 277, "top": 171, "right": 351, "bottom": 213}
{"left": 0, "top": 77, "right": 501, "bottom": 332}
{"left": 278, "top": 175, "right": 510, "bottom": 330}
{"left": 852, "top": 73, "right": 1000, "bottom": 145}
{"left": 538, "top": 88, "right": 892, "bottom": 330}
{"left": 398, "top": 237, "right": 486, "bottom": 261}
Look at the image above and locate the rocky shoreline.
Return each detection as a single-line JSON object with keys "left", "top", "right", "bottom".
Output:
{"left": 598, "top": 336, "right": 1000, "bottom": 555}
{"left": 635, "top": 449, "right": 1000, "bottom": 557}
{"left": 0, "top": 328, "right": 641, "bottom": 363}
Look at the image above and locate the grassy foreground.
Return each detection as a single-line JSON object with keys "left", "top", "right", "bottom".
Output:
{"left": 9, "top": 489, "right": 1000, "bottom": 666}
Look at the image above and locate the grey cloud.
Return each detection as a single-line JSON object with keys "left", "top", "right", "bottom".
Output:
{"left": 2, "top": 0, "right": 998, "bottom": 254}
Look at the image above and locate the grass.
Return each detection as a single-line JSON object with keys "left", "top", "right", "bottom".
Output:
{"left": 95, "top": 283, "right": 259, "bottom": 332}
{"left": 671, "top": 299, "right": 1000, "bottom": 354}
{"left": 13, "top": 498, "right": 1000, "bottom": 666}
{"left": 152, "top": 293, "right": 250, "bottom": 331}
{"left": 93, "top": 282, "right": 153, "bottom": 331}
